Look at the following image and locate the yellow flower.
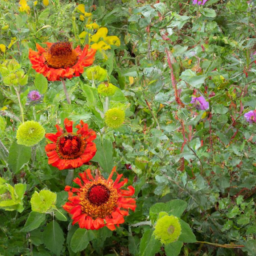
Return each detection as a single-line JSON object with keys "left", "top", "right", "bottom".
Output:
{"left": 105, "top": 108, "right": 125, "bottom": 128}
{"left": 79, "top": 31, "right": 90, "bottom": 39}
{"left": 19, "top": 0, "right": 30, "bottom": 13}
{"left": 80, "top": 15, "right": 85, "bottom": 21}
{"left": 1, "top": 106, "right": 8, "bottom": 111}
{"left": 43, "top": 0, "right": 49, "bottom": 6}
{"left": 2, "top": 25, "right": 9, "bottom": 30}
{"left": 129, "top": 77, "right": 134, "bottom": 85}
{"left": 91, "top": 27, "right": 108, "bottom": 42}
{"left": 34, "top": 1, "right": 37, "bottom": 6}
{"left": 105, "top": 36, "right": 121, "bottom": 47}
{"left": 86, "top": 23, "right": 99, "bottom": 30}
{"left": 91, "top": 41, "right": 111, "bottom": 51}
{"left": 8, "top": 37, "right": 17, "bottom": 49}
{"left": 0, "top": 44, "right": 6, "bottom": 53}
{"left": 76, "top": 4, "right": 92, "bottom": 16}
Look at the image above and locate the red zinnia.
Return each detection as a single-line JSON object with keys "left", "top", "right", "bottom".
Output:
{"left": 29, "top": 42, "right": 96, "bottom": 81}
{"left": 63, "top": 167, "right": 136, "bottom": 230}
{"left": 45, "top": 118, "right": 97, "bottom": 170}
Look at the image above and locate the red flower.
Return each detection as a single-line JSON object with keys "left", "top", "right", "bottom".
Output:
{"left": 63, "top": 167, "right": 136, "bottom": 230}
{"left": 45, "top": 118, "right": 97, "bottom": 170}
{"left": 29, "top": 42, "right": 96, "bottom": 81}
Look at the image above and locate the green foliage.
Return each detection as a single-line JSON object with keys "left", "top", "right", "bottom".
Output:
{"left": 1, "top": 0, "right": 256, "bottom": 255}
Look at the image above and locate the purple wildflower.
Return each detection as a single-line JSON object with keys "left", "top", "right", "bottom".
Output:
{"left": 193, "top": 0, "right": 208, "bottom": 5}
{"left": 191, "top": 96, "right": 209, "bottom": 110}
{"left": 28, "top": 90, "right": 42, "bottom": 102}
{"left": 244, "top": 110, "right": 256, "bottom": 123}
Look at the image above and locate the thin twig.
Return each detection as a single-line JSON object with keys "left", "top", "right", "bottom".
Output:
{"left": 196, "top": 241, "right": 244, "bottom": 249}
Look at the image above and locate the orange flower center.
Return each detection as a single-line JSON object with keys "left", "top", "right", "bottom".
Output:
{"left": 44, "top": 42, "right": 78, "bottom": 69}
{"left": 80, "top": 180, "right": 118, "bottom": 219}
{"left": 88, "top": 184, "right": 110, "bottom": 206}
{"left": 56, "top": 134, "right": 86, "bottom": 159}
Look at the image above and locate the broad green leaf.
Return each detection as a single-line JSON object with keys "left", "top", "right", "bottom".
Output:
{"left": 54, "top": 208, "right": 67, "bottom": 222}
{"left": 81, "top": 84, "right": 100, "bottom": 107}
{"left": 180, "top": 70, "right": 206, "bottom": 88}
{"left": 139, "top": 229, "right": 161, "bottom": 256}
{"left": 165, "top": 241, "right": 183, "bottom": 256}
{"left": 70, "top": 228, "right": 96, "bottom": 253}
{"left": 35, "top": 73, "right": 48, "bottom": 94}
{"left": 21, "top": 212, "right": 46, "bottom": 232}
{"left": 43, "top": 221, "right": 64, "bottom": 256}
{"left": 92, "top": 136, "right": 114, "bottom": 173}
{"left": 201, "top": 8, "right": 216, "bottom": 18}
{"left": 31, "top": 190, "right": 57, "bottom": 213}
{"left": 178, "top": 219, "right": 197, "bottom": 243}
{"left": 150, "top": 199, "right": 188, "bottom": 223}
{"left": 8, "top": 141, "right": 31, "bottom": 173}
{"left": 14, "top": 183, "right": 26, "bottom": 199}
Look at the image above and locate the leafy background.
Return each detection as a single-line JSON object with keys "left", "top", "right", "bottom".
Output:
{"left": 1, "top": 0, "right": 256, "bottom": 255}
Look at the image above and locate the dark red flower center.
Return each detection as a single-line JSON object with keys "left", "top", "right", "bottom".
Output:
{"left": 50, "top": 42, "right": 73, "bottom": 57}
{"left": 87, "top": 184, "right": 110, "bottom": 206}
{"left": 44, "top": 42, "right": 78, "bottom": 69}
{"left": 59, "top": 135, "right": 81, "bottom": 155}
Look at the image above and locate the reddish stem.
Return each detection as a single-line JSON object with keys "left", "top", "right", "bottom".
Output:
{"left": 165, "top": 48, "right": 185, "bottom": 108}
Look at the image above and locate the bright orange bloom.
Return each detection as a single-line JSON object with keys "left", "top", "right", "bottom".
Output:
{"left": 45, "top": 118, "right": 97, "bottom": 170}
{"left": 29, "top": 42, "right": 96, "bottom": 81}
{"left": 63, "top": 167, "right": 136, "bottom": 230}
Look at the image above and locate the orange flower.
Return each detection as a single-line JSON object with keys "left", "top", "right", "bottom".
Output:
{"left": 63, "top": 167, "right": 136, "bottom": 230}
{"left": 45, "top": 118, "right": 97, "bottom": 170}
{"left": 29, "top": 42, "right": 96, "bottom": 81}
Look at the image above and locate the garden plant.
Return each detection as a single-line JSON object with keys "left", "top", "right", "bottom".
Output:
{"left": 0, "top": 0, "right": 256, "bottom": 255}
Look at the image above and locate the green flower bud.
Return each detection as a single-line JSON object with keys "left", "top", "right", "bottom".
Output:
{"left": 85, "top": 65, "right": 107, "bottom": 81}
{"left": 98, "top": 82, "right": 117, "bottom": 96}
{"left": 105, "top": 108, "right": 125, "bottom": 128}
{"left": 154, "top": 215, "right": 182, "bottom": 244}
{"left": 16, "top": 121, "right": 45, "bottom": 147}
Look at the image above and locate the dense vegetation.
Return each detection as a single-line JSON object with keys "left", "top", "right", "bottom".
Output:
{"left": 1, "top": 0, "right": 256, "bottom": 255}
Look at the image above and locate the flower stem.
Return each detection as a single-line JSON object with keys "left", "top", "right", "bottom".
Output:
{"left": 61, "top": 79, "right": 71, "bottom": 104}
{"left": 104, "top": 97, "right": 109, "bottom": 113}
{"left": 13, "top": 86, "right": 24, "bottom": 123}
{"left": 196, "top": 241, "right": 244, "bottom": 249}
{"left": 65, "top": 169, "right": 74, "bottom": 185}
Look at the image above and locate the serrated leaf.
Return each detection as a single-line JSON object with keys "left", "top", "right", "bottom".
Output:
{"left": 70, "top": 228, "right": 96, "bottom": 253}
{"left": 35, "top": 73, "right": 48, "bottom": 94}
{"left": 92, "top": 136, "right": 114, "bottom": 173}
{"left": 21, "top": 212, "right": 46, "bottom": 232}
{"left": 43, "top": 221, "right": 64, "bottom": 256}
{"left": 8, "top": 141, "right": 31, "bottom": 173}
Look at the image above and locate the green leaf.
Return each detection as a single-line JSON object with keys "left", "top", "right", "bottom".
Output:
{"left": 92, "top": 136, "right": 114, "bottom": 173}
{"left": 34, "top": 73, "right": 48, "bottom": 94}
{"left": 14, "top": 183, "right": 26, "bottom": 199}
{"left": 201, "top": 8, "right": 216, "bottom": 18}
{"left": 21, "top": 212, "right": 46, "bottom": 232}
{"left": 165, "top": 241, "right": 183, "bottom": 256}
{"left": 139, "top": 229, "right": 161, "bottom": 256}
{"left": 70, "top": 228, "right": 96, "bottom": 253}
{"left": 81, "top": 84, "right": 100, "bottom": 107}
{"left": 54, "top": 208, "right": 67, "bottom": 222}
{"left": 178, "top": 219, "right": 197, "bottom": 243}
{"left": 43, "top": 221, "right": 65, "bottom": 256}
{"left": 180, "top": 70, "right": 206, "bottom": 88}
{"left": 150, "top": 199, "right": 187, "bottom": 223}
{"left": 8, "top": 141, "right": 31, "bottom": 173}
{"left": 31, "top": 190, "right": 57, "bottom": 213}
